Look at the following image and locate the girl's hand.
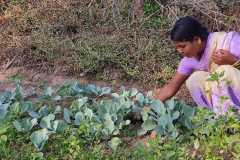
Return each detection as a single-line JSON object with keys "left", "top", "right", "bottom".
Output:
{"left": 212, "top": 49, "right": 238, "bottom": 65}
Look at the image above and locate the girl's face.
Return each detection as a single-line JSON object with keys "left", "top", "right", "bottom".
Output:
{"left": 174, "top": 37, "right": 204, "bottom": 58}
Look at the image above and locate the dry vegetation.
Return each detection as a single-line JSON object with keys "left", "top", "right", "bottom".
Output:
{"left": 0, "top": 0, "right": 240, "bottom": 85}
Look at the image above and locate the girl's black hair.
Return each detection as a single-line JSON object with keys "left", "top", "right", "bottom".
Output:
{"left": 170, "top": 16, "right": 209, "bottom": 42}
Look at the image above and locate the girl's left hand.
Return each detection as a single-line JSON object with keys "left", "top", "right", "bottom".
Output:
{"left": 212, "top": 49, "right": 238, "bottom": 65}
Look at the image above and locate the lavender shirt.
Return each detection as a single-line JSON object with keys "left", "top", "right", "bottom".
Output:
{"left": 177, "top": 32, "right": 240, "bottom": 75}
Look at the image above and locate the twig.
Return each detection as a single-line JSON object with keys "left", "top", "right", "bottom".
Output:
{"left": 154, "top": 0, "right": 179, "bottom": 19}
{"left": 4, "top": 56, "right": 17, "bottom": 71}
{"left": 88, "top": 0, "right": 94, "bottom": 8}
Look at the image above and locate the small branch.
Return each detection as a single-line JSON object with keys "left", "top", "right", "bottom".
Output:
{"left": 4, "top": 56, "right": 17, "bottom": 71}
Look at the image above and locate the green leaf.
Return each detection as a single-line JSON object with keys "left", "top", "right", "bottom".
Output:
{"left": 165, "top": 99, "right": 175, "bottom": 110}
{"left": 77, "top": 97, "right": 88, "bottom": 109}
{"left": 125, "top": 120, "right": 131, "bottom": 125}
{"left": 98, "top": 100, "right": 112, "bottom": 116}
{"left": 142, "top": 119, "right": 156, "bottom": 131}
{"left": 172, "top": 111, "right": 180, "bottom": 120}
{"left": 119, "top": 120, "right": 131, "bottom": 129}
{"left": 21, "top": 101, "right": 34, "bottom": 113}
{"left": 165, "top": 151, "right": 176, "bottom": 159}
{"left": 103, "top": 114, "right": 115, "bottom": 135}
{"left": 0, "top": 135, "right": 7, "bottom": 143}
{"left": 111, "top": 93, "right": 119, "bottom": 98}
{"left": 85, "top": 84, "right": 98, "bottom": 95}
{"left": 31, "top": 152, "right": 43, "bottom": 159}
{"left": 84, "top": 108, "right": 94, "bottom": 120}
{"left": 53, "top": 96, "right": 61, "bottom": 101}
{"left": 0, "top": 91, "right": 12, "bottom": 104}
{"left": 100, "top": 87, "right": 112, "bottom": 96}
{"left": 183, "top": 119, "right": 193, "bottom": 129}
{"left": 158, "top": 114, "right": 172, "bottom": 129}
{"left": 155, "top": 126, "right": 165, "bottom": 135}
{"left": 137, "top": 128, "right": 147, "bottom": 136}
{"left": 14, "top": 83, "right": 23, "bottom": 101}
{"left": 10, "top": 102, "right": 20, "bottom": 114}
{"left": 71, "top": 82, "right": 84, "bottom": 93}
{"left": 0, "top": 125, "right": 9, "bottom": 135}
{"left": 132, "top": 104, "right": 142, "bottom": 113}
{"left": 28, "top": 111, "right": 40, "bottom": 119}
{"left": 38, "top": 106, "right": 49, "bottom": 117}
{"left": 53, "top": 106, "right": 62, "bottom": 114}
{"left": 64, "top": 108, "right": 73, "bottom": 124}
{"left": 44, "top": 86, "right": 53, "bottom": 97}
{"left": 113, "top": 129, "right": 120, "bottom": 135}
{"left": 40, "top": 114, "right": 55, "bottom": 129}
{"left": 0, "top": 103, "right": 9, "bottom": 119}
{"left": 74, "top": 112, "right": 84, "bottom": 125}
{"left": 119, "top": 86, "right": 128, "bottom": 97}
{"left": 13, "top": 118, "right": 38, "bottom": 132}
{"left": 118, "top": 97, "right": 132, "bottom": 110}
{"left": 129, "top": 88, "right": 138, "bottom": 97}
{"left": 136, "top": 93, "right": 145, "bottom": 106}
{"left": 56, "top": 81, "right": 73, "bottom": 96}
{"left": 182, "top": 105, "right": 195, "bottom": 117}
{"left": 30, "top": 128, "right": 50, "bottom": 151}
{"left": 194, "top": 139, "right": 200, "bottom": 150}
{"left": 170, "top": 129, "right": 179, "bottom": 138}
{"left": 144, "top": 97, "right": 152, "bottom": 105}
{"left": 52, "top": 120, "right": 67, "bottom": 133}
{"left": 150, "top": 100, "right": 166, "bottom": 115}
{"left": 141, "top": 107, "right": 150, "bottom": 121}
{"left": 109, "top": 137, "right": 121, "bottom": 151}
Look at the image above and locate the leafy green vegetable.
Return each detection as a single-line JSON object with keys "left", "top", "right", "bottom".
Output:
{"left": 103, "top": 113, "right": 115, "bottom": 135}
{"left": 109, "top": 137, "right": 122, "bottom": 151}
{"left": 40, "top": 114, "right": 55, "bottom": 130}
{"left": 74, "top": 112, "right": 84, "bottom": 125}
{"left": 30, "top": 128, "right": 51, "bottom": 151}
{"left": 52, "top": 120, "right": 68, "bottom": 133}
{"left": 140, "top": 98, "right": 195, "bottom": 138}
{"left": 0, "top": 81, "right": 196, "bottom": 152}
{"left": 21, "top": 101, "right": 34, "bottom": 113}
{"left": 142, "top": 119, "right": 156, "bottom": 131}
{"left": 64, "top": 108, "right": 73, "bottom": 124}
{"left": 39, "top": 106, "right": 49, "bottom": 117}
{"left": 0, "top": 103, "right": 9, "bottom": 120}
{"left": 13, "top": 118, "right": 38, "bottom": 132}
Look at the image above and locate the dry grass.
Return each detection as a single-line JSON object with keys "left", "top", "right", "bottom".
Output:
{"left": 0, "top": 0, "right": 240, "bottom": 86}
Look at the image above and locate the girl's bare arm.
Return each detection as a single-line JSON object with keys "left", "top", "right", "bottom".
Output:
{"left": 154, "top": 73, "right": 189, "bottom": 101}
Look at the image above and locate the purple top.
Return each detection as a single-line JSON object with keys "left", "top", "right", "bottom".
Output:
{"left": 177, "top": 32, "right": 240, "bottom": 75}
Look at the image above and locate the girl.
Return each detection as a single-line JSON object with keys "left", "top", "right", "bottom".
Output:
{"left": 154, "top": 16, "right": 240, "bottom": 115}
